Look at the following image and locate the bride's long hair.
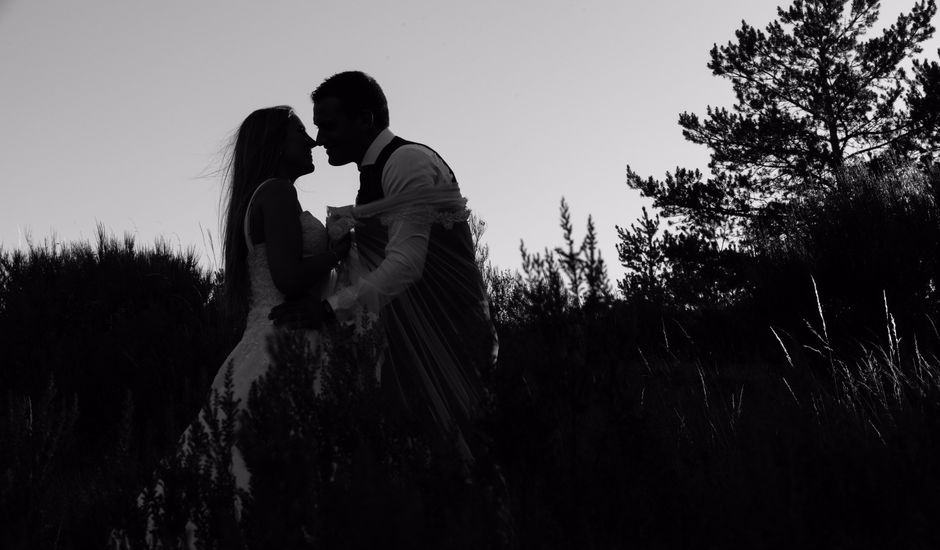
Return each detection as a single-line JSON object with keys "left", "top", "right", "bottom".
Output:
{"left": 220, "top": 106, "right": 293, "bottom": 324}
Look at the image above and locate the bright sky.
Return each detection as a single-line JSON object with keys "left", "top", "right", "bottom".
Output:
{"left": 1, "top": 0, "right": 937, "bottom": 284}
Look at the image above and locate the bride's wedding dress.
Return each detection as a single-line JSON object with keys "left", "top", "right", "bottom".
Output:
{"left": 114, "top": 181, "right": 330, "bottom": 549}
{"left": 191, "top": 180, "right": 330, "bottom": 494}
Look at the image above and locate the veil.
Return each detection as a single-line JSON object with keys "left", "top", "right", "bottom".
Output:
{"left": 327, "top": 187, "right": 497, "bottom": 459}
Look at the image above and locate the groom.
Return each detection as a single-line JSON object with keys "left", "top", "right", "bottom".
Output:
{"left": 271, "top": 71, "right": 496, "bottom": 451}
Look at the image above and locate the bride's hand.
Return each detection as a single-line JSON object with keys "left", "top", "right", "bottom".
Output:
{"left": 326, "top": 205, "right": 356, "bottom": 239}
{"left": 329, "top": 232, "right": 352, "bottom": 260}
{"left": 327, "top": 218, "right": 355, "bottom": 240}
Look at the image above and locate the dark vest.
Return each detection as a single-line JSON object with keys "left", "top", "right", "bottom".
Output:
{"left": 355, "top": 136, "right": 472, "bottom": 271}
{"left": 357, "top": 136, "right": 453, "bottom": 206}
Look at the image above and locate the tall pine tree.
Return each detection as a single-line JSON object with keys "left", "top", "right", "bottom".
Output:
{"left": 910, "top": 48, "right": 940, "bottom": 156}
{"left": 629, "top": 0, "right": 937, "bottom": 234}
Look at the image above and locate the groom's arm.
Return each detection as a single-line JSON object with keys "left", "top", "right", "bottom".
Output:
{"left": 327, "top": 145, "right": 446, "bottom": 317}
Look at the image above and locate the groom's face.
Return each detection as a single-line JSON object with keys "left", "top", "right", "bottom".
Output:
{"left": 313, "top": 97, "right": 372, "bottom": 167}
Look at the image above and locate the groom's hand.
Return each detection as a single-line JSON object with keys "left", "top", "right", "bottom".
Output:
{"left": 269, "top": 296, "right": 335, "bottom": 330}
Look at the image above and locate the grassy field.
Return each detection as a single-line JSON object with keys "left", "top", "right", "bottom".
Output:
{"left": 1, "top": 230, "right": 939, "bottom": 549}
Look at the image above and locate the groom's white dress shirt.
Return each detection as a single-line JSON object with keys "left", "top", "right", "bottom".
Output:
{"left": 326, "top": 128, "right": 457, "bottom": 317}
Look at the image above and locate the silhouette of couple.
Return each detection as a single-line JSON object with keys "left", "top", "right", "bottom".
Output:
{"left": 109, "top": 70, "right": 506, "bottom": 550}
{"left": 211, "top": 68, "right": 496, "bottom": 480}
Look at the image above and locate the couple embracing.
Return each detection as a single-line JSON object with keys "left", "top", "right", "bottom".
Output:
{"left": 136, "top": 70, "right": 504, "bottom": 546}
{"left": 216, "top": 70, "right": 497, "bottom": 484}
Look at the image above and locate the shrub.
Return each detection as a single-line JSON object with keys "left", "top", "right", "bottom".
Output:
{"left": 749, "top": 160, "right": 940, "bottom": 342}
{"left": 0, "top": 228, "right": 231, "bottom": 548}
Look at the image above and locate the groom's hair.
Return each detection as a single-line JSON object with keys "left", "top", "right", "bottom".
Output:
{"left": 311, "top": 71, "right": 389, "bottom": 129}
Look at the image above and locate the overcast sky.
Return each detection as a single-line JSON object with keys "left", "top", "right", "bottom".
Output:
{"left": 1, "top": 0, "right": 937, "bottom": 283}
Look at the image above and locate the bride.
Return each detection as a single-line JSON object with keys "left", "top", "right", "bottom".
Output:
{"left": 113, "top": 105, "right": 348, "bottom": 549}
{"left": 209, "top": 104, "right": 348, "bottom": 494}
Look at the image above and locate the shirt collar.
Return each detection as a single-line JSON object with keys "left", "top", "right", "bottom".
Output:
{"left": 359, "top": 128, "right": 395, "bottom": 169}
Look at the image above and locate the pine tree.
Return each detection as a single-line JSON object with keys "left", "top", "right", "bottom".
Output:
{"left": 910, "top": 48, "right": 940, "bottom": 158}
{"left": 580, "top": 215, "right": 612, "bottom": 309}
{"left": 629, "top": 0, "right": 938, "bottom": 235}
{"left": 616, "top": 207, "right": 667, "bottom": 305}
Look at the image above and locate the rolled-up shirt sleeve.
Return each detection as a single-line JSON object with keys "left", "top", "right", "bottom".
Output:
{"left": 328, "top": 145, "right": 447, "bottom": 316}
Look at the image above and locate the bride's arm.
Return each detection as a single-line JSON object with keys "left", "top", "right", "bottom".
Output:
{"left": 259, "top": 180, "right": 343, "bottom": 299}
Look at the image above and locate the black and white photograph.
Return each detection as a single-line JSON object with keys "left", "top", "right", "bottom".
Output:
{"left": 1, "top": 0, "right": 939, "bottom": 548}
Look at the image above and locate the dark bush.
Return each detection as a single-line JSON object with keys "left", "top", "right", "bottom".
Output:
{"left": 0, "top": 228, "right": 233, "bottom": 548}
{"left": 748, "top": 161, "right": 940, "bottom": 343}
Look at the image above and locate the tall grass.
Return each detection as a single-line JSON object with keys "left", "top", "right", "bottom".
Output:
{"left": 3, "top": 180, "right": 940, "bottom": 547}
{"left": 607, "top": 286, "right": 940, "bottom": 549}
